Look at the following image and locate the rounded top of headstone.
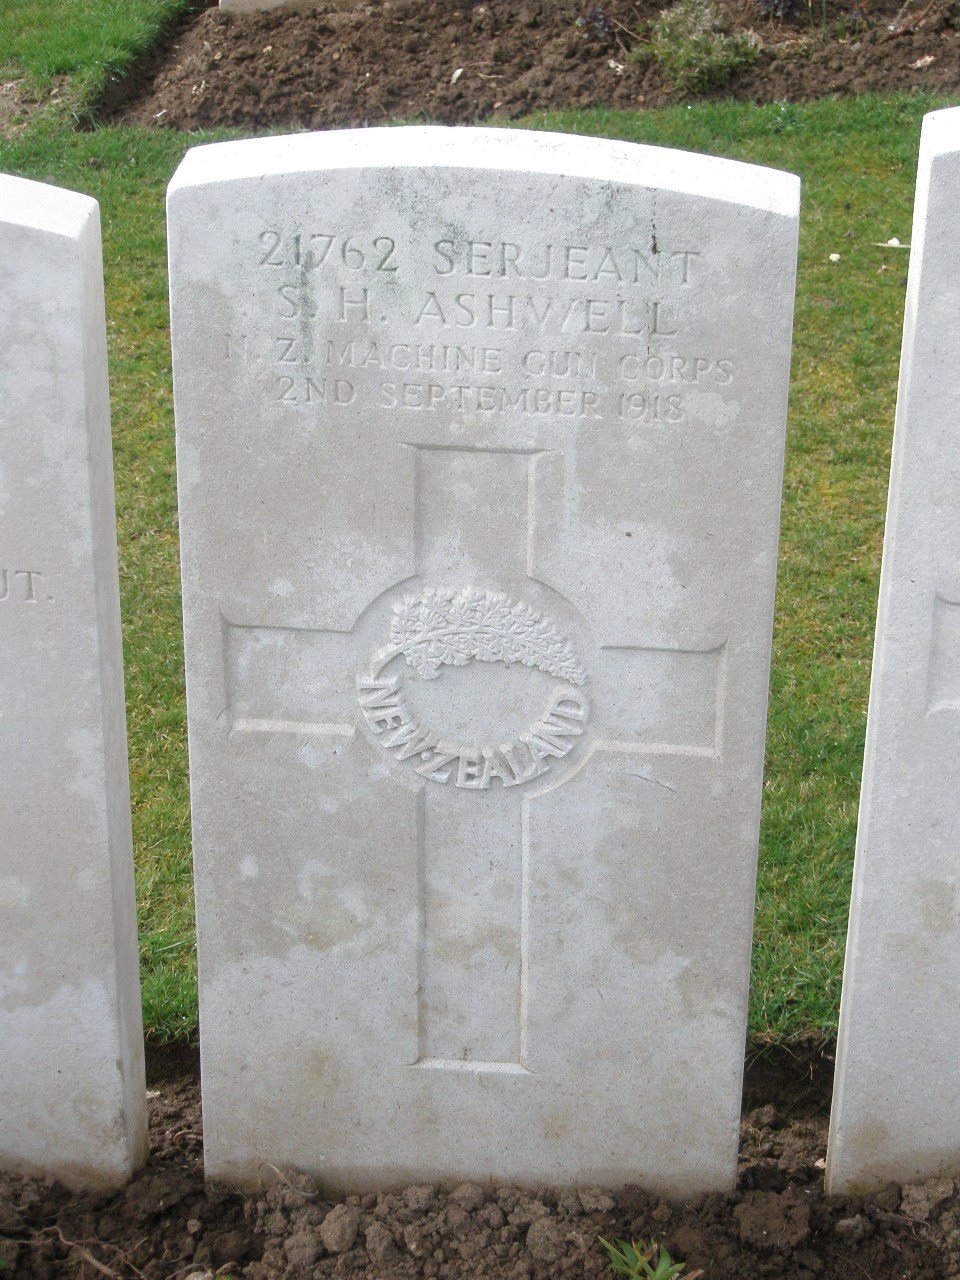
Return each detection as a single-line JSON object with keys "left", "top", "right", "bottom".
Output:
{"left": 166, "top": 126, "right": 799, "bottom": 218}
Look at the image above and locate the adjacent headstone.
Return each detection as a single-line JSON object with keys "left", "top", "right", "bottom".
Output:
{"left": 168, "top": 127, "right": 799, "bottom": 1195}
{"left": 220, "top": 0, "right": 316, "bottom": 13}
{"left": 827, "top": 106, "right": 960, "bottom": 1194}
{"left": 0, "top": 175, "right": 147, "bottom": 1188}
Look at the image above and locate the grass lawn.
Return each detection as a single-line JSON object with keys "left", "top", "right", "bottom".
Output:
{"left": 1, "top": 1, "right": 950, "bottom": 1046}
{"left": 0, "top": 0, "right": 198, "bottom": 107}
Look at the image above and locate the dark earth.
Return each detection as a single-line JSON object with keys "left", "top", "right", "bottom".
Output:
{"left": 102, "top": 0, "right": 960, "bottom": 130}
{"left": 5, "top": 4, "right": 960, "bottom": 1276}
{"left": 4, "top": 1043, "right": 960, "bottom": 1278}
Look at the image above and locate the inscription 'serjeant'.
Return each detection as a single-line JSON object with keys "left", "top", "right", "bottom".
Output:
{"left": 357, "top": 587, "right": 590, "bottom": 788}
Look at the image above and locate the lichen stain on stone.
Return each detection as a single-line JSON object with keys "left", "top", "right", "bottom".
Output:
{"left": 428, "top": 919, "right": 518, "bottom": 967}
{"left": 541, "top": 1113, "right": 569, "bottom": 1141}
{"left": 913, "top": 877, "right": 960, "bottom": 935}
{"left": 843, "top": 1117, "right": 892, "bottom": 1174}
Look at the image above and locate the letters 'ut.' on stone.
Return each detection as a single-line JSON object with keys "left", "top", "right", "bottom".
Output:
{"left": 827, "top": 107, "right": 960, "bottom": 1195}
{"left": 168, "top": 127, "right": 799, "bottom": 1196}
{"left": 0, "top": 176, "right": 147, "bottom": 1188}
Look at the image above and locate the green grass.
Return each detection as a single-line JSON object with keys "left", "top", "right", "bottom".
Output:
{"left": 0, "top": 0, "right": 199, "bottom": 111}
{"left": 1, "top": 124, "right": 204, "bottom": 1038}
{"left": 1, "top": 3, "right": 951, "bottom": 1044}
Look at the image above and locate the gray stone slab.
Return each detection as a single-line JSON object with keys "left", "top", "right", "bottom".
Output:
{"left": 220, "top": 0, "right": 319, "bottom": 12}
{"left": 0, "top": 176, "right": 146, "bottom": 1188}
{"left": 168, "top": 127, "right": 799, "bottom": 1195}
{"left": 827, "top": 106, "right": 960, "bottom": 1195}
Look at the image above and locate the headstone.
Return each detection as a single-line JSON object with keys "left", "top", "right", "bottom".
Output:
{"left": 219, "top": 0, "right": 316, "bottom": 13}
{"left": 0, "top": 175, "right": 147, "bottom": 1188}
{"left": 219, "top": 0, "right": 365, "bottom": 10}
{"left": 827, "top": 106, "right": 960, "bottom": 1194}
{"left": 168, "top": 126, "right": 799, "bottom": 1195}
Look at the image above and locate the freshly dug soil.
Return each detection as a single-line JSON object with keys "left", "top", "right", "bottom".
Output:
{"left": 3, "top": 1043, "right": 960, "bottom": 1279}
{"left": 103, "top": 0, "right": 960, "bottom": 132}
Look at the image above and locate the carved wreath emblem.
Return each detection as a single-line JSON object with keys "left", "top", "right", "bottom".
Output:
{"left": 358, "top": 588, "right": 590, "bottom": 790}
{"left": 380, "top": 587, "right": 588, "bottom": 685}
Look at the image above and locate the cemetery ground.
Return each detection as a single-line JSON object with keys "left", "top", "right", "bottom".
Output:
{"left": 2, "top": 1043, "right": 959, "bottom": 1280}
{"left": 8, "top": 0, "right": 960, "bottom": 129}
{"left": 3, "top": 2, "right": 960, "bottom": 1277}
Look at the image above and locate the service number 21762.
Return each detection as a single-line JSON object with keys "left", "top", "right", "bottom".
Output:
{"left": 258, "top": 231, "right": 399, "bottom": 273}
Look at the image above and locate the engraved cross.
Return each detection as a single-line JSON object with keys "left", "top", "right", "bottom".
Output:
{"left": 224, "top": 445, "right": 725, "bottom": 1071}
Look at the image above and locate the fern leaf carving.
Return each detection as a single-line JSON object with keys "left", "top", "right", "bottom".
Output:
{"left": 388, "top": 587, "right": 588, "bottom": 685}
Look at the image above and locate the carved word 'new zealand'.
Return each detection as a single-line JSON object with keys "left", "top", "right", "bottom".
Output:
{"left": 357, "top": 680, "right": 589, "bottom": 789}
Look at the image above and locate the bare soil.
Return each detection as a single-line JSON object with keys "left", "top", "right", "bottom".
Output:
{"left": 102, "top": 0, "right": 960, "bottom": 132}
{"left": 3, "top": 1044, "right": 960, "bottom": 1279}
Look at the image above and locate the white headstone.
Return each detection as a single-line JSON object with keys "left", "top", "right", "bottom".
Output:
{"left": 0, "top": 175, "right": 147, "bottom": 1188}
{"left": 219, "top": 0, "right": 315, "bottom": 12}
{"left": 827, "top": 106, "right": 960, "bottom": 1194}
{"left": 168, "top": 127, "right": 799, "bottom": 1195}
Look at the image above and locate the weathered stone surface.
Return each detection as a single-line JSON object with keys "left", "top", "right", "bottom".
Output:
{"left": 219, "top": 0, "right": 330, "bottom": 11}
{"left": 168, "top": 126, "right": 798, "bottom": 1195}
{"left": 0, "top": 175, "right": 146, "bottom": 1188}
{"left": 826, "top": 106, "right": 960, "bottom": 1195}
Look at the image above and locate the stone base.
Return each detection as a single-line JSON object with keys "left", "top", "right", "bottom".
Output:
{"left": 219, "top": 0, "right": 341, "bottom": 13}
{"left": 220, "top": 0, "right": 307, "bottom": 13}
